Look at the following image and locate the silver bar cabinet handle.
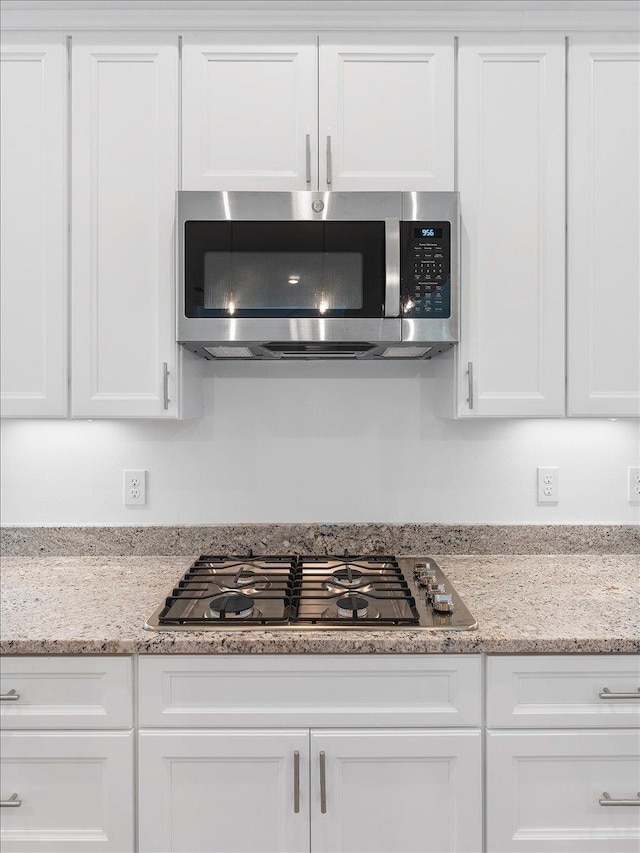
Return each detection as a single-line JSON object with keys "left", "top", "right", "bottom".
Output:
{"left": 0, "top": 689, "right": 19, "bottom": 701}
{"left": 163, "top": 362, "right": 170, "bottom": 410}
{"left": 326, "top": 136, "right": 332, "bottom": 187}
{"left": 467, "top": 362, "right": 474, "bottom": 409}
{"left": 305, "top": 135, "right": 311, "bottom": 186}
{"left": 319, "top": 750, "right": 327, "bottom": 814}
{"left": 293, "top": 751, "right": 300, "bottom": 814}
{"left": 0, "top": 794, "right": 22, "bottom": 808}
{"left": 599, "top": 791, "right": 640, "bottom": 806}
{"left": 599, "top": 687, "right": 640, "bottom": 700}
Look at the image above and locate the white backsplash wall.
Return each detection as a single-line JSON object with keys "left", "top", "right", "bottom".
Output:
{"left": 1, "top": 361, "right": 639, "bottom": 525}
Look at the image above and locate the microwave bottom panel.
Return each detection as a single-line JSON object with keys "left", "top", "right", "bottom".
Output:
{"left": 180, "top": 341, "right": 455, "bottom": 361}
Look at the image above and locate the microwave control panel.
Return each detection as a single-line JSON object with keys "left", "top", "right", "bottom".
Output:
{"left": 400, "top": 221, "right": 451, "bottom": 318}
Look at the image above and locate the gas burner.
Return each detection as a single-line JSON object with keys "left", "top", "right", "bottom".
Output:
{"left": 208, "top": 593, "right": 255, "bottom": 620}
{"left": 217, "top": 570, "right": 271, "bottom": 594}
{"left": 323, "top": 567, "right": 373, "bottom": 594}
{"left": 320, "top": 594, "right": 381, "bottom": 621}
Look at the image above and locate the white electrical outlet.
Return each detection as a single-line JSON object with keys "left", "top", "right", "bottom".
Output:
{"left": 537, "top": 467, "right": 559, "bottom": 503}
{"left": 124, "top": 470, "right": 146, "bottom": 506}
{"left": 628, "top": 467, "right": 640, "bottom": 503}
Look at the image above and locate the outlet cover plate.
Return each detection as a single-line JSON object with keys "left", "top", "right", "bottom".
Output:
{"left": 537, "top": 466, "right": 559, "bottom": 504}
{"left": 628, "top": 467, "right": 640, "bottom": 504}
{"left": 124, "top": 469, "right": 146, "bottom": 506}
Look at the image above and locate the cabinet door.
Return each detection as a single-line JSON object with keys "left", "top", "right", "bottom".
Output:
{"left": 319, "top": 33, "right": 454, "bottom": 191}
{"left": 0, "top": 731, "right": 133, "bottom": 853}
{"left": 138, "top": 729, "right": 310, "bottom": 853}
{"left": 487, "top": 730, "right": 640, "bottom": 852}
{"left": 0, "top": 34, "right": 67, "bottom": 418}
{"left": 454, "top": 34, "right": 565, "bottom": 417}
{"left": 182, "top": 33, "right": 317, "bottom": 191}
{"left": 71, "top": 34, "right": 186, "bottom": 418}
{"left": 567, "top": 35, "right": 640, "bottom": 417}
{"left": 310, "top": 729, "right": 481, "bottom": 853}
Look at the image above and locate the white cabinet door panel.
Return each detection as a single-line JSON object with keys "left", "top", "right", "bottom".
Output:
{"left": 487, "top": 730, "right": 640, "bottom": 852}
{"left": 310, "top": 729, "right": 482, "bottom": 853}
{"left": 71, "top": 34, "right": 181, "bottom": 417}
{"left": 182, "top": 33, "right": 317, "bottom": 191}
{"left": 0, "top": 731, "right": 134, "bottom": 853}
{"left": 568, "top": 34, "right": 640, "bottom": 417}
{"left": 319, "top": 33, "right": 454, "bottom": 191}
{"left": 456, "top": 34, "right": 565, "bottom": 417}
{"left": 138, "top": 729, "right": 310, "bottom": 853}
{"left": 0, "top": 34, "right": 67, "bottom": 418}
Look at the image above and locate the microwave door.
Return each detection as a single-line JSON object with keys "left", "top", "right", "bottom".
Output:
{"left": 180, "top": 218, "right": 401, "bottom": 346}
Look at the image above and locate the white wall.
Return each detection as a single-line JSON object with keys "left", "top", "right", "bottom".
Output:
{"left": 1, "top": 360, "right": 639, "bottom": 525}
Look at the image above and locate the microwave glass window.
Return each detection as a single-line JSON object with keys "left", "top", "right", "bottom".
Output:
{"left": 203, "top": 251, "right": 363, "bottom": 312}
{"left": 185, "top": 221, "right": 385, "bottom": 318}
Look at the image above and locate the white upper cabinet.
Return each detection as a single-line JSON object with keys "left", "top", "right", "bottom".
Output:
{"left": 318, "top": 33, "right": 454, "bottom": 191}
{"left": 567, "top": 34, "right": 640, "bottom": 417}
{"left": 181, "top": 32, "right": 454, "bottom": 192}
{"left": 182, "top": 33, "right": 318, "bottom": 191}
{"left": 440, "top": 34, "right": 566, "bottom": 418}
{"left": 0, "top": 34, "right": 67, "bottom": 418}
{"left": 71, "top": 34, "right": 200, "bottom": 418}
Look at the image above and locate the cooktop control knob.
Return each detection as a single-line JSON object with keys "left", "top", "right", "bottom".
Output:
{"left": 432, "top": 593, "right": 454, "bottom": 613}
{"left": 426, "top": 582, "right": 445, "bottom": 600}
{"left": 413, "top": 562, "right": 427, "bottom": 578}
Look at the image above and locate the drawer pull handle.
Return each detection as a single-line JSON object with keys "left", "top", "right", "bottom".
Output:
{"left": 0, "top": 689, "right": 19, "bottom": 701}
{"left": 599, "top": 791, "right": 640, "bottom": 807}
{"left": 0, "top": 794, "right": 22, "bottom": 808}
{"left": 293, "top": 750, "right": 300, "bottom": 814}
{"left": 599, "top": 687, "right": 640, "bottom": 700}
{"left": 319, "top": 750, "right": 327, "bottom": 814}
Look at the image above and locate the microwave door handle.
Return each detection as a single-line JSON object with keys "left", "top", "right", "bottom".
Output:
{"left": 384, "top": 219, "right": 400, "bottom": 317}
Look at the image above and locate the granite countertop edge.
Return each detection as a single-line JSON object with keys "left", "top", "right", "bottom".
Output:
{"left": 1, "top": 636, "right": 639, "bottom": 657}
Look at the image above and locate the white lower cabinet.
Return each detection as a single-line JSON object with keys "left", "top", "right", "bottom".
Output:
{"left": 486, "top": 655, "right": 640, "bottom": 853}
{"left": 137, "top": 654, "right": 482, "bottom": 853}
{"left": 487, "top": 731, "right": 640, "bottom": 853}
{"left": 0, "top": 730, "right": 134, "bottom": 853}
{"left": 0, "top": 657, "right": 134, "bottom": 853}
{"left": 3, "top": 654, "right": 637, "bottom": 853}
{"left": 310, "top": 729, "right": 481, "bottom": 853}
{"left": 137, "top": 728, "right": 482, "bottom": 853}
{"left": 138, "top": 729, "right": 310, "bottom": 853}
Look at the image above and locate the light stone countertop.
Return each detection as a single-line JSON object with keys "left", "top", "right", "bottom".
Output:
{"left": 0, "top": 554, "right": 638, "bottom": 655}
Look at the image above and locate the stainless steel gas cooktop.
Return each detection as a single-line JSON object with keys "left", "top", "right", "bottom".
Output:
{"left": 144, "top": 553, "right": 477, "bottom": 632}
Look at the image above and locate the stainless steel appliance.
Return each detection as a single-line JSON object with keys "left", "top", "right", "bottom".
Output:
{"left": 177, "top": 191, "right": 458, "bottom": 360}
{"left": 144, "top": 553, "right": 477, "bottom": 631}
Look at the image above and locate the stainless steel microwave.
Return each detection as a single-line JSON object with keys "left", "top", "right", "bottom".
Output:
{"left": 177, "top": 191, "right": 458, "bottom": 360}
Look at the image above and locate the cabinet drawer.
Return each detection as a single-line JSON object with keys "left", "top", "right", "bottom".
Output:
{"left": 0, "top": 657, "right": 132, "bottom": 729}
{"left": 487, "top": 731, "right": 640, "bottom": 852}
{"left": 138, "top": 654, "right": 482, "bottom": 727}
{"left": 487, "top": 656, "right": 640, "bottom": 728}
{"left": 0, "top": 731, "right": 134, "bottom": 853}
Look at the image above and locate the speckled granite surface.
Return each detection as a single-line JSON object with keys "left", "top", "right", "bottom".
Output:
{"left": 2, "top": 524, "right": 639, "bottom": 556}
{"left": 1, "top": 555, "right": 638, "bottom": 655}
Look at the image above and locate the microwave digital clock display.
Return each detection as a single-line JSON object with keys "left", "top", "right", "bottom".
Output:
{"left": 413, "top": 227, "right": 443, "bottom": 238}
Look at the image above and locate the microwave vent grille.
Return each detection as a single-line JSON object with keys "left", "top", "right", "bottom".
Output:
{"left": 382, "top": 346, "right": 431, "bottom": 358}
{"left": 204, "top": 346, "right": 255, "bottom": 358}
